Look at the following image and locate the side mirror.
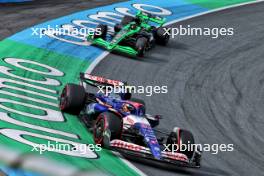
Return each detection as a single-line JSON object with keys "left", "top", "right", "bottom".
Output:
{"left": 146, "top": 114, "right": 162, "bottom": 128}
{"left": 154, "top": 115, "right": 163, "bottom": 120}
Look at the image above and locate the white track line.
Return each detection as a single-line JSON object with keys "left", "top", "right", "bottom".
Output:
{"left": 86, "top": 51, "right": 109, "bottom": 74}
{"left": 84, "top": 0, "right": 264, "bottom": 175}
{"left": 165, "top": 0, "right": 264, "bottom": 26}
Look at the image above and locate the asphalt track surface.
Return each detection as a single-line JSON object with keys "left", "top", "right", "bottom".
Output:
{"left": 1, "top": 1, "right": 264, "bottom": 176}
{"left": 0, "top": 0, "right": 124, "bottom": 40}
{"left": 92, "top": 2, "right": 264, "bottom": 176}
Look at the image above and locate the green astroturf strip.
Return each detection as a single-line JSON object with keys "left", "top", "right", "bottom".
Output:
{"left": 0, "top": 39, "right": 140, "bottom": 176}
{"left": 186, "top": 0, "right": 255, "bottom": 9}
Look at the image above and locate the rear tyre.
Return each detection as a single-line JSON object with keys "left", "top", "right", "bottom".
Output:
{"left": 59, "top": 83, "right": 86, "bottom": 115}
{"left": 154, "top": 27, "right": 170, "bottom": 46}
{"left": 93, "top": 112, "right": 122, "bottom": 148}
{"left": 121, "top": 15, "right": 135, "bottom": 25}
{"left": 135, "top": 37, "right": 148, "bottom": 57}
{"left": 94, "top": 24, "right": 108, "bottom": 39}
{"left": 166, "top": 128, "right": 195, "bottom": 159}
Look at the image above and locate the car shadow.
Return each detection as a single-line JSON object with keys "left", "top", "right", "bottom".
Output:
{"left": 111, "top": 49, "right": 168, "bottom": 64}
{"left": 109, "top": 40, "right": 189, "bottom": 63}
{"left": 118, "top": 152, "right": 230, "bottom": 176}
{"left": 167, "top": 41, "right": 189, "bottom": 50}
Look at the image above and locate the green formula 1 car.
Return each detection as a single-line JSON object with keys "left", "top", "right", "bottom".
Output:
{"left": 87, "top": 11, "right": 170, "bottom": 57}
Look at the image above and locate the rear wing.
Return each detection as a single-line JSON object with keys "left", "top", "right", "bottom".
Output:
{"left": 80, "top": 72, "right": 126, "bottom": 88}
{"left": 136, "top": 11, "right": 166, "bottom": 26}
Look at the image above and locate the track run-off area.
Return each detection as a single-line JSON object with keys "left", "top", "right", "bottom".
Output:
{"left": 0, "top": 0, "right": 263, "bottom": 175}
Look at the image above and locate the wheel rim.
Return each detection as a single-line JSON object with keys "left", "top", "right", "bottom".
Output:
{"left": 94, "top": 117, "right": 105, "bottom": 144}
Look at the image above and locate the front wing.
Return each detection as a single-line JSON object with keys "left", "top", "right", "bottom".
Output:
{"left": 110, "top": 139, "right": 199, "bottom": 168}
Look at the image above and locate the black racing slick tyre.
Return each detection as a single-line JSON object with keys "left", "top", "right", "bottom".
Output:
{"left": 114, "top": 24, "right": 122, "bottom": 33}
{"left": 94, "top": 24, "right": 108, "bottom": 39}
{"left": 120, "top": 92, "right": 132, "bottom": 100}
{"left": 135, "top": 37, "right": 148, "bottom": 57}
{"left": 59, "top": 83, "right": 86, "bottom": 115}
{"left": 93, "top": 112, "right": 122, "bottom": 148}
{"left": 121, "top": 15, "right": 135, "bottom": 25}
{"left": 166, "top": 128, "right": 195, "bottom": 159}
{"left": 154, "top": 27, "right": 170, "bottom": 46}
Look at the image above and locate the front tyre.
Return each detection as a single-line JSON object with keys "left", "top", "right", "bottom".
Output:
{"left": 193, "top": 149, "right": 202, "bottom": 167}
{"left": 154, "top": 27, "right": 170, "bottom": 46}
{"left": 114, "top": 24, "right": 122, "bottom": 33}
{"left": 135, "top": 37, "right": 148, "bottom": 57}
{"left": 93, "top": 112, "right": 122, "bottom": 148}
{"left": 166, "top": 128, "right": 195, "bottom": 160}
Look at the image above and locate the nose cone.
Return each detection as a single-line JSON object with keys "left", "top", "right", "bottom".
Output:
{"left": 137, "top": 123, "right": 162, "bottom": 160}
{"left": 148, "top": 140, "right": 162, "bottom": 160}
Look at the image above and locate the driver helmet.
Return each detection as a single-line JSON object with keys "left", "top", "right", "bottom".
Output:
{"left": 122, "top": 103, "right": 134, "bottom": 113}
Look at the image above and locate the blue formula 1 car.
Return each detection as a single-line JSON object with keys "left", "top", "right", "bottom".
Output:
{"left": 59, "top": 73, "right": 202, "bottom": 168}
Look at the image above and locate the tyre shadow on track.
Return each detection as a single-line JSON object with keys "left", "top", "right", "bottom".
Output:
{"left": 165, "top": 41, "right": 189, "bottom": 50}
{"left": 110, "top": 39, "right": 188, "bottom": 63}
{"left": 120, "top": 153, "right": 230, "bottom": 176}
{"left": 140, "top": 54, "right": 169, "bottom": 64}
{"left": 110, "top": 50, "right": 168, "bottom": 64}
{"left": 139, "top": 42, "right": 189, "bottom": 63}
